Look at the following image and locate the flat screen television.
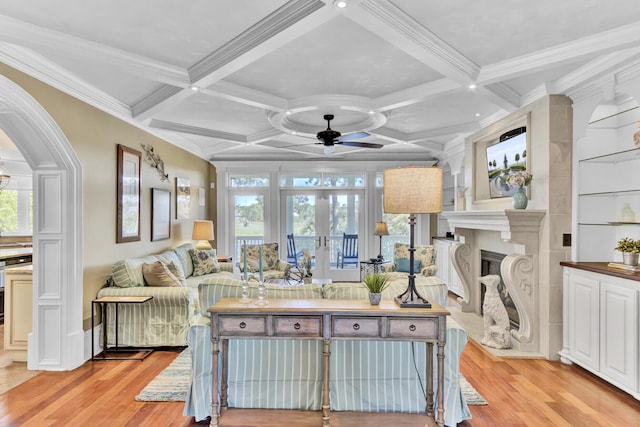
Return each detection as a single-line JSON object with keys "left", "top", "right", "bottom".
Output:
{"left": 486, "top": 126, "right": 527, "bottom": 198}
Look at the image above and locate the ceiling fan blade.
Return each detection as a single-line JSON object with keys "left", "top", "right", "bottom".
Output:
{"left": 340, "top": 141, "right": 383, "bottom": 149}
{"left": 336, "top": 131, "right": 370, "bottom": 142}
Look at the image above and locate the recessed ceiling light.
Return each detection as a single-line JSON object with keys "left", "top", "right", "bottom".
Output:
{"left": 334, "top": 0, "right": 348, "bottom": 8}
{"left": 189, "top": 85, "right": 200, "bottom": 92}
{"left": 468, "top": 83, "right": 477, "bottom": 90}
{"left": 285, "top": 111, "right": 292, "bottom": 115}
{"left": 368, "top": 110, "right": 375, "bottom": 115}
{"left": 475, "top": 113, "right": 480, "bottom": 117}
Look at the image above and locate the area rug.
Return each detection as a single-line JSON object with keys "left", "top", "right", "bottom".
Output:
{"left": 460, "top": 376, "right": 488, "bottom": 405}
{"left": 135, "top": 348, "right": 191, "bottom": 402}
{"left": 135, "top": 348, "right": 488, "bottom": 406}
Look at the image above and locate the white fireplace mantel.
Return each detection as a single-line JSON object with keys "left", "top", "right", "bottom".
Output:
{"left": 440, "top": 210, "right": 546, "bottom": 245}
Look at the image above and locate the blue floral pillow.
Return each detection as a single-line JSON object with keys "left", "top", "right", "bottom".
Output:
{"left": 189, "top": 249, "right": 220, "bottom": 277}
{"left": 396, "top": 257, "right": 422, "bottom": 273}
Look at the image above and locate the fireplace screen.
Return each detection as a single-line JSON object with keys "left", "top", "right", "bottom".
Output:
{"left": 480, "top": 250, "right": 520, "bottom": 329}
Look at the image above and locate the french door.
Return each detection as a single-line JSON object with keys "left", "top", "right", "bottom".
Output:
{"left": 281, "top": 189, "right": 364, "bottom": 281}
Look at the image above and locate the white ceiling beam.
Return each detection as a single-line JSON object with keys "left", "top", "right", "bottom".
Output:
{"left": 0, "top": 14, "right": 189, "bottom": 87}
{"left": 353, "top": 0, "right": 479, "bottom": 83}
{"left": 348, "top": 1, "right": 519, "bottom": 114}
{"left": 408, "top": 121, "right": 480, "bottom": 142}
{"left": 477, "top": 21, "right": 640, "bottom": 86}
{"left": 373, "top": 78, "right": 461, "bottom": 111}
{"left": 204, "top": 81, "right": 287, "bottom": 112}
{"left": 149, "top": 119, "right": 247, "bottom": 143}
{"left": 133, "top": 0, "right": 332, "bottom": 120}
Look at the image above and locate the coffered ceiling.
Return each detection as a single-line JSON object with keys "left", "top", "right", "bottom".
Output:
{"left": 1, "top": 0, "right": 640, "bottom": 165}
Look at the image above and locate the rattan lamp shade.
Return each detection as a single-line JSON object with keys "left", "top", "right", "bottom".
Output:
{"left": 383, "top": 166, "right": 443, "bottom": 214}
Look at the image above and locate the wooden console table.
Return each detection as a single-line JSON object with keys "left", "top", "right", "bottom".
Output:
{"left": 208, "top": 298, "right": 449, "bottom": 427}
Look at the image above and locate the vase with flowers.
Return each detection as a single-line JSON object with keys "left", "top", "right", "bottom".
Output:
{"left": 506, "top": 170, "right": 533, "bottom": 209}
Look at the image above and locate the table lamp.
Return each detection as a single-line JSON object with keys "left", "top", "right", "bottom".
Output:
{"left": 373, "top": 221, "right": 389, "bottom": 261}
{"left": 192, "top": 220, "right": 215, "bottom": 250}
{"left": 383, "top": 165, "right": 442, "bottom": 308}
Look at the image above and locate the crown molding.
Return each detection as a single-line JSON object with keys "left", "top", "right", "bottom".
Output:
{"left": 0, "top": 43, "right": 131, "bottom": 118}
{"left": 478, "top": 82, "right": 521, "bottom": 111}
{"left": 149, "top": 119, "right": 247, "bottom": 142}
{"left": 131, "top": 85, "right": 184, "bottom": 119}
{"left": 0, "top": 15, "right": 188, "bottom": 87}
{"left": 555, "top": 48, "right": 640, "bottom": 94}
{"left": 477, "top": 21, "right": 640, "bottom": 86}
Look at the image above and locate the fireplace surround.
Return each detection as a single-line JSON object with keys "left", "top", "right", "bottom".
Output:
{"left": 441, "top": 210, "right": 545, "bottom": 354}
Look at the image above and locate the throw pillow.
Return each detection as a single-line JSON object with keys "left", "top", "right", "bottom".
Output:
{"left": 163, "top": 261, "right": 187, "bottom": 286}
{"left": 142, "top": 261, "right": 181, "bottom": 287}
{"left": 396, "top": 257, "right": 422, "bottom": 273}
{"left": 189, "top": 249, "right": 220, "bottom": 276}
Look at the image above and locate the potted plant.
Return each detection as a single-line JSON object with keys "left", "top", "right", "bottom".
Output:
{"left": 362, "top": 273, "right": 390, "bottom": 305}
{"left": 615, "top": 237, "right": 640, "bottom": 265}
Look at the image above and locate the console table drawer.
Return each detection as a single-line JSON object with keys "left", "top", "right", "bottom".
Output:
{"left": 274, "top": 316, "right": 322, "bottom": 336}
{"left": 388, "top": 318, "right": 437, "bottom": 339}
{"left": 219, "top": 316, "right": 266, "bottom": 335}
{"left": 332, "top": 317, "right": 380, "bottom": 337}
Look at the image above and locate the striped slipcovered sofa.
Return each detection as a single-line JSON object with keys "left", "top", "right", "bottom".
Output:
{"left": 96, "top": 242, "right": 236, "bottom": 347}
{"left": 183, "top": 277, "right": 471, "bottom": 426}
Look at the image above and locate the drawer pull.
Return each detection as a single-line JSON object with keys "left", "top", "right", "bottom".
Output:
{"left": 409, "top": 324, "right": 416, "bottom": 332}
{"left": 239, "top": 321, "right": 246, "bottom": 329}
{"left": 294, "top": 322, "right": 301, "bottom": 330}
{"left": 353, "top": 323, "right": 360, "bottom": 331}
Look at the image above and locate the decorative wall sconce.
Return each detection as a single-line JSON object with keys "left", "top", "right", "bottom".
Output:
{"left": 141, "top": 144, "right": 169, "bottom": 181}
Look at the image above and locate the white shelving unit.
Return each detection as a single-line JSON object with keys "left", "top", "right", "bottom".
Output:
{"left": 577, "top": 103, "right": 640, "bottom": 262}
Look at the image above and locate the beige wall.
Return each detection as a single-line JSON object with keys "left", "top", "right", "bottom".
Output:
{"left": 0, "top": 63, "right": 214, "bottom": 329}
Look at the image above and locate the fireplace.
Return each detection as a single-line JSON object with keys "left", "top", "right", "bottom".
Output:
{"left": 442, "top": 210, "right": 546, "bottom": 355}
{"left": 480, "top": 250, "right": 519, "bottom": 329}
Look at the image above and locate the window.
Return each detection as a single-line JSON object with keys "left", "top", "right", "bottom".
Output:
{"left": 0, "top": 187, "right": 32, "bottom": 235}
{"left": 229, "top": 174, "right": 269, "bottom": 187}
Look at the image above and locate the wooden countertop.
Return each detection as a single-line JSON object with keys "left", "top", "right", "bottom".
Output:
{"left": 0, "top": 246, "right": 32, "bottom": 261}
{"left": 560, "top": 261, "right": 640, "bottom": 282}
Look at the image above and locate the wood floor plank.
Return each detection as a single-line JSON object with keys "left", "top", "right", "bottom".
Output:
{"left": 1, "top": 326, "right": 639, "bottom": 426}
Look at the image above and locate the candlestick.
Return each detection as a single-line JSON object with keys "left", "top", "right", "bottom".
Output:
{"left": 243, "top": 240, "right": 247, "bottom": 281}
{"left": 259, "top": 245, "right": 263, "bottom": 280}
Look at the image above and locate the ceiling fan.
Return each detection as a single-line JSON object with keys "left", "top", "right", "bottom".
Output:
{"left": 316, "top": 114, "right": 383, "bottom": 155}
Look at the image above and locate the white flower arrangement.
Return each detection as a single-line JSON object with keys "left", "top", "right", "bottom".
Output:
{"left": 506, "top": 170, "right": 532, "bottom": 187}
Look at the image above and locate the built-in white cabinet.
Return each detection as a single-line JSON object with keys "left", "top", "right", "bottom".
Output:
{"left": 577, "top": 102, "right": 640, "bottom": 262}
{"left": 3, "top": 267, "right": 32, "bottom": 362}
{"left": 433, "top": 238, "right": 463, "bottom": 298}
{"left": 561, "top": 265, "right": 639, "bottom": 399}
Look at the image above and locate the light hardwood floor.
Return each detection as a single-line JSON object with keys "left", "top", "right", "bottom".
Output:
{"left": 0, "top": 329, "right": 639, "bottom": 426}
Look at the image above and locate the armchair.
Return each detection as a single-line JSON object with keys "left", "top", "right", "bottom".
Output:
{"left": 239, "top": 242, "right": 289, "bottom": 279}
{"left": 379, "top": 242, "right": 437, "bottom": 278}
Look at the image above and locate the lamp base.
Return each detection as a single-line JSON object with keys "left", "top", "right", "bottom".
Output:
{"left": 195, "top": 240, "right": 212, "bottom": 250}
{"left": 395, "top": 296, "right": 432, "bottom": 308}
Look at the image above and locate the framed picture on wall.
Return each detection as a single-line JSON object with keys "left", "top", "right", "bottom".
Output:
{"left": 116, "top": 144, "right": 141, "bottom": 243}
{"left": 175, "top": 177, "right": 190, "bottom": 219}
{"left": 151, "top": 188, "right": 171, "bottom": 241}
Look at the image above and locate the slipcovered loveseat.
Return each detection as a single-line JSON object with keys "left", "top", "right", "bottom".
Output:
{"left": 97, "top": 243, "right": 236, "bottom": 347}
{"left": 183, "top": 276, "right": 472, "bottom": 426}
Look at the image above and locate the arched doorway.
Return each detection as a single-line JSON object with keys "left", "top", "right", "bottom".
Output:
{"left": 0, "top": 75, "right": 83, "bottom": 370}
